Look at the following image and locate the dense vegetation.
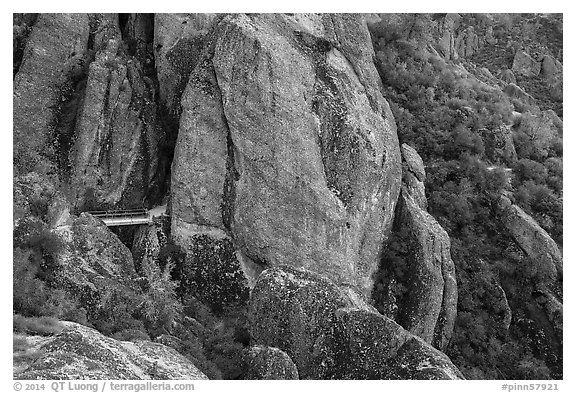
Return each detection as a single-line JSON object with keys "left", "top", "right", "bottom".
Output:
{"left": 369, "top": 14, "right": 562, "bottom": 379}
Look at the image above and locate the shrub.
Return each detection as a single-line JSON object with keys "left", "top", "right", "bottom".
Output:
{"left": 13, "top": 314, "right": 63, "bottom": 336}
{"left": 139, "top": 257, "right": 183, "bottom": 335}
{"left": 13, "top": 248, "right": 48, "bottom": 316}
{"left": 111, "top": 329, "right": 151, "bottom": 342}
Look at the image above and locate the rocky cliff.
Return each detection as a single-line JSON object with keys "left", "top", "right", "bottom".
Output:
{"left": 170, "top": 14, "right": 401, "bottom": 303}
{"left": 13, "top": 12, "right": 562, "bottom": 380}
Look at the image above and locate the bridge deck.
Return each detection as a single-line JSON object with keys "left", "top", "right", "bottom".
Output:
{"left": 99, "top": 216, "right": 153, "bottom": 226}
{"left": 88, "top": 209, "right": 152, "bottom": 227}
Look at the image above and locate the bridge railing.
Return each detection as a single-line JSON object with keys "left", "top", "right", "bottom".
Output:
{"left": 87, "top": 209, "right": 149, "bottom": 220}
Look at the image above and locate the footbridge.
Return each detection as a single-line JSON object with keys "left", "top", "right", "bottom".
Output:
{"left": 88, "top": 205, "right": 167, "bottom": 227}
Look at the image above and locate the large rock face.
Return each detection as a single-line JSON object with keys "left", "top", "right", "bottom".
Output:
{"left": 170, "top": 13, "right": 402, "bottom": 299}
{"left": 16, "top": 322, "right": 208, "bottom": 379}
{"left": 13, "top": 14, "right": 90, "bottom": 174}
{"left": 154, "top": 13, "right": 217, "bottom": 116}
{"left": 70, "top": 14, "right": 163, "bottom": 210}
{"left": 249, "top": 266, "right": 463, "bottom": 380}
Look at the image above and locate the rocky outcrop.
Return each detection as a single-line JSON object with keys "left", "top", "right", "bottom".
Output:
{"left": 540, "top": 55, "right": 562, "bottom": 79}
{"left": 514, "top": 110, "right": 562, "bottom": 159}
{"left": 154, "top": 13, "right": 217, "bottom": 115}
{"left": 375, "top": 144, "right": 457, "bottom": 351}
{"left": 497, "top": 196, "right": 562, "bottom": 283}
{"left": 70, "top": 15, "right": 163, "bottom": 210}
{"left": 170, "top": 13, "right": 401, "bottom": 300}
{"left": 243, "top": 346, "right": 299, "bottom": 380}
{"left": 13, "top": 14, "right": 90, "bottom": 174}
{"left": 455, "top": 26, "right": 480, "bottom": 58}
{"left": 512, "top": 50, "right": 541, "bottom": 77}
{"left": 436, "top": 14, "right": 461, "bottom": 60}
{"left": 503, "top": 83, "right": 536, "bottom": 106}
{"left": 400, "top": 143, "right": 427, "bottom": 209}
{"left": 50, "top": 213, "right": 144, "bottom": 319}
{"left": 16, "top": 322, "right": 207, "bottom": 379}
{"left": 249, "top": 266, "right": 463, "bottom": 379}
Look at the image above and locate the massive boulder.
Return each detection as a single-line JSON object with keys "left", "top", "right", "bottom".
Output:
{"left": 16, "top": 322, "right": 208, "bottom": 379}
{"left": 70, "top": 14, "right": 163, "bottom": 210}
{"left": 497, "top": 196, "right": 562, "bottom": 283}
{"left": 540, "top": 55, "right": 562, "bottom": 79}
{"left": 249, "top": 266, "right": 463, "bottom": 379}
{"left": 13, "top": 13, "right": 90, "bottom": 174}
{"left": 49, "top": 213, "right": 144, "bottom": 320}
{"left": 243, "top": 346, "right": 299, "bottom": 380}
{"left": 170, "top": 13, "right": 402, "bottom": 301}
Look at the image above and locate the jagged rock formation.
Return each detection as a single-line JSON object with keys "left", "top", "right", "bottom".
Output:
{"left": 512, "top": 50, "right": 541, "bottom": 77}
{"left": 170, "top": 13, "right": 401, "bottom": 303}
{"left": 540, "top": 55, "right": 562, "bottom": 79}
{"left": 16, "top": 322, "right": 207, "bottom": 379}
{"left": 376, "top": 144, "right": 457, "bottom": 350}
{"left": 154, "top": 13, "right": 217, "bottom": 116}
{"left": 13, "top": 14, "right": 90, "bottom": 174}
{"left": 50, "top": 213, "right": 144, "bottom": 319}
{"left": 70, "top": 14, "right": 163, "bottom": 210}
{"left": 497, "top": 196, "right": 561, "bottom": 283}
{"left": 249, "top": 266, "right": 463, "bottom": 379}
{"left": 243, "top": 346, "right": 299, "bottom": 380}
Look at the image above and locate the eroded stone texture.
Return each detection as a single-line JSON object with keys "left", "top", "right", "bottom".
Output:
{"left": 497, "top": 196, "right": 562, "bottom": 283}
{"left": 154, "top": 13, "right": 217, "bottom": 115}
{"left": 243, "top": 346, "right": 299, "bottom": 380}
{"left": 375, "top": 144, "right": 457, "bottom": 351}
{"left": 13, "top": 14, "right": 90, "bottom": 174}
{"left": 170, "top": 13, "right": 401, "bottom": 298}
{"left": 16, "top": 322, "right": 208, "bottom": 380}
{"left": 249, "top": 266, "right": 463, "bottom": 380}
{"left": 512, "top": 50, "right": 541, "bottom": 77}
{"left": 50, "top": 213, "right": 144, "bottom": 319}
{"left": 70, "top": 15, "right": 163, "bottom": 209}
